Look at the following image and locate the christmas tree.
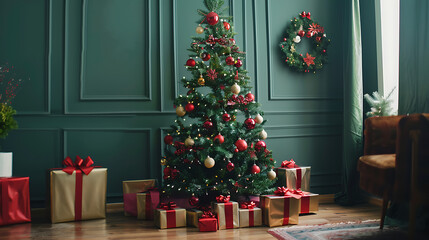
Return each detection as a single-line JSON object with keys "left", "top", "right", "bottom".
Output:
{"left": 162, "top": 0, "right": 276, "bottom": 202}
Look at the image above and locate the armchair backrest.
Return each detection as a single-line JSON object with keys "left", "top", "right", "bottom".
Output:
{"left": 364, "top": 115, "right": 404, "bottom": 155}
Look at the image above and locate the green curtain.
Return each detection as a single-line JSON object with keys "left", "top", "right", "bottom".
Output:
{"left": 399, "top": 0, "right": 429, "bottom": 114}
{"left": 335, "top": 0, "right": 364, "bottom": 205}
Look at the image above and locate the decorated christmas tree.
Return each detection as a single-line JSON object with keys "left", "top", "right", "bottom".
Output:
{"left": 162, "top": 0, "right": 276, "bottom": 202}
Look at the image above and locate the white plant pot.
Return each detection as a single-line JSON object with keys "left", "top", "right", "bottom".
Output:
{"left": 0, "top": 152, "right": 13, "bottom": 177}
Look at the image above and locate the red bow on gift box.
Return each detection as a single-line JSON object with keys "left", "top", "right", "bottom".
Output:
{"left": 274, "top": 187, "right": 305, "bottom": 199}
{"left": 201, "top": 211, "right": 216, "bottom": 218}
{"left": 281, "top": 159, "right": 299, "bottom": 168}
{"left": 158, "top": 202, "right": 177, "bottom": 210}
{"left": 216, "top": 195, "right": 230, "bottom": 203}
{"left": 62, "top": 156, "right": 95, "bottom": 175}
{"left": 240, "top": 201, "right": 256, "bottom": 209}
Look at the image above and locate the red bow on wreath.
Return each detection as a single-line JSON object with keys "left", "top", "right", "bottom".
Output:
{"left": 300, "top": 11, "right": 311, "bottom": 20}
{"left": 62, "top": 156, "right": 95, "bottom": 175}
{"left": 158, "top": 202, "right": 177, "bottom": 210}
{"left": 281, "top": 159, "right": 299, "bottom": 168}
{"left": 240, "top": 201, "right": 256, "bottom": 209}
{"left": 216, "top": 195, "right": 230, "bottom": 203}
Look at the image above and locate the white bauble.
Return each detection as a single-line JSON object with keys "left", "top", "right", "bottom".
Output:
{"left": 267, "top": 169, "right": 277, "bottom": 180}
{"left": 254, "top": 114, "right": 263, "bottom": 124}
{"left": 293, "top": 35, "right": 301, "bottom": 43}
{"left": 204, "top": 156, "right": 215, "bottom": 168}
{"left": 231, "top": 83, "right": 241, "bottom": 94}
{"left": 185, "top": 137, "right": 194, "bottom": 146}
{"left": 260, "top": 129, "right": 268, "bottom": 140}
{"left": 176, "top": 105, "right": 186, "bottom": 117}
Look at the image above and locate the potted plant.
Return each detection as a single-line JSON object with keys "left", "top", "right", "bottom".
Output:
{"left": 0, "top": 62, "right": 25, "bottom": 177}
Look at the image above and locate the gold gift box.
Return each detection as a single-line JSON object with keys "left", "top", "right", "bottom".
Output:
{"left": 49, "top": 168, "right": 107, "bottom": 223}
{"left": 122, "top": 179, "right": 156, "bottom": 216}
{"left": 276, "top": 166, "right": 311, "bottom": 192}
{"left": 299, "top": 192, "right": 319, "bottom": 214}
{"left": 186, "top": 209, "right": 203, "bottom": 227}
{"left": 212, "top": 201, "right": 239, "bottom": 229}
{"left": 261, "top": 195, "right": 299, "bottom": 227}
{"left": 154, "top": 208, "right": 186, "bottom": 229}
{"left": 239, "top": 207, "right": 262, "bottom": 227}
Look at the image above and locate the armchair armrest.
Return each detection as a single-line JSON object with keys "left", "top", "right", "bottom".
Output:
{"left": 363, "top": 115, "right": 404, "bottom": 155}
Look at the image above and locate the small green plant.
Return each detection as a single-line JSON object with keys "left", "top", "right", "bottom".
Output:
{"left": 0, "top": 103, "right": 18, "bottom": 139}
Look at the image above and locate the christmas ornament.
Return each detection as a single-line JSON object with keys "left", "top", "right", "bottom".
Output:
{"left": 185, "top": 137, "right": 195, "bottom": 146}
{"left": 171, "top": 169, "right": 179, "bottom": 179}
{"left": 189, "top": 196, "right": 199, "bottom": 206}
{"left": 279, "top": 11, "right": 330, "bottom": 73}
{"left": 206, "top": 12, "right": 219, "bottom": 25}
{"left": 185, "top": 103, "right": 195, "bottom": 112}
{"left": 204, "top": 156, "right": 215, "bottom": 168}
{"left": 267, "top": 169, "right": 277, "bottom": 180}
{"left": 260, "top": 129, "right": 268, "bottom": 140}
{"left": 206, "top": 69, "right": 218, "bottom": 80}
{"left": 214, "top": 134, "right": 224, "bottom": 144}
{"left": 255, "top": 140, "right": 266, "bottom": 151}
{"left": 176, "top": 105, "right": 186, "bottom": 117}
{"left": 186, "top": 59, "right": 196, "bottom": 67}
{"left": 231, "top": 83, "right": 240, "bottom": 94}
{"left": 254, "top": 114, "right": 263, "bottom": 124}
{"left": 229, "top": 38, "right": 236, "bottom": 45}
{"left": 201, "top": 52, "right": 211, "bottom": 61}
{"left": 222, "top": 113, "right": 231, "bottom": 122}
{"left": 203, "top": 120, "right": 213, "bottom": 129}
{"left": 245, "top": 92, "right": 255, "bottom": 102}
{"left": 244, "top": 118, "right": 256, "bottom": 130}
{"left": 226, "top": 56, "right": 235, "bottom": 65}
{"left": 160, "top": 158, "right": 167, "bottom": 166}
{"left": 231, "top": 115, "right": 236, "bottom": 121}
{"left": 196, "top": 25, "right": 204, "bottom": 34}
{"left": 164, "top": 135, "right": 173, "bottom": 145}
{"left": 234, "top": 59, "right": 243, "bottom": 68}
{"left": 163, "top": 166, "right": 171, "bottom": 177}
{"left": 223, "top": 21, "right": 231, "bottom": 30}
{"left": 251, "top": 164, "right": 260, "bottom": 174}
{"left": 235, "top": 139, "right": 247, "bottom": 151}
{"left": 226, "top": 162, "right": 234, "bottom": 171}
{"left": 198, "top": 75, "right": 205, "bottom": 85}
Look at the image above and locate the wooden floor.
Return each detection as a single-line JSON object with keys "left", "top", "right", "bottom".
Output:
{"left": 0, "top": 203, "right": 381, "bottom": 240}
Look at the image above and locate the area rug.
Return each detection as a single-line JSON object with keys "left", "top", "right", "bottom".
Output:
{"left": 267, "top": 220, "right": 410, "bottom": 240}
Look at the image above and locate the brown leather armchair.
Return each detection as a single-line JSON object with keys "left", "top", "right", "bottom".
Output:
{"left": 357, "top": 113, "right": 429, "bottom": 231}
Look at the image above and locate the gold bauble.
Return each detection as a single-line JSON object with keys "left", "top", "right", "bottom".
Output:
{"left": 267, "top": 169, "right": 277, "bottom": 180}
{"left": 204, "top": 156, "right": 215, "bottom": 168}
{"left": 231, "top": 115, "right": 236, "bottom": 121}
{"left": 198, "top": 75, "right": 205, "bottom": 85}
{"left": 196, "top": 25, "right": 204, "bottom": 34}
{"left": 184, "top": 137, "right": 195, "bottom": 146}
{"left": 231, "top": 83, "right": 241, "bottom": 94}
{"left": 176, "top": 105, "right": 186, "bottom": 117}
{"left": 254, "top": 114, "right": 263, "bottom": 124}
{"left": 260, "top": 129, "right": 268, "bottom": 140}
{"left": 160, "top": 158, "right": 167, "bottom": 166}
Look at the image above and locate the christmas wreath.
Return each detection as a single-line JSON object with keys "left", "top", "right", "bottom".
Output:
{"left": 279, "top": 11, "right": 330, "bottom": 73}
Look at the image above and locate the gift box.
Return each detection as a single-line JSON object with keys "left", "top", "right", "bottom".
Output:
{"left": 238, "top": 202, "right": 262, "bottom": 228}
{"left": 299, "top": 192, "right": 319, "bottom": 214}
{"left": 199, "top": 216, "right": 218, "bottom": 232}
{"left": 123, "top": 179, "right": 156, "bottom": 216}
{"left": 49, "top": 156, "right": 107, "bottom": 223}
{"left": 154, "top": 204, "right": 186, "bottom": 229}
{"left": 277, "top": 165, "right": 311, "bottom": 192}
{"left": 261, "top": 191, "right": 300, "bottom": 227}
{"left": 212, "top": 195, "right": 239, "bottom": 230}
{"left": 136, "top": 189, "right": 160, "bottom": 220}
{"left": 0, "top": 177, "right": 31, "bottom": 225}
{"left": 186, "top": 209, "right": 203, "bottom": 227}
{"left": 236, "top": 195, "right": 261, "bottom": 208}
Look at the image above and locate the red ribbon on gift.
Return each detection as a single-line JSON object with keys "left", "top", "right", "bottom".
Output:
{"left": 240, "top": 201, "right": 255, "bottom": 210}
{"left": 61, "top": 156, "right": 96, "bottom": 221}
{"left": 280, "top": 159, "right": 299, "bottom": 168}
{"left": 158, "top": 201, "right": 178, "bottom": 228}
{"left": 216, "top": 195, "right": 230, "bottom": 203}
{"left": 201, "top": 211, "right": 215, "bottom": 219}
{"left": 274, "top": 187, "right": 305, "bottom": 199}
{"left": 144, "top": 187, "right": 159, "bottom": 219}
{"left": 158, "top": 201, "right": 177, "bottom": 210}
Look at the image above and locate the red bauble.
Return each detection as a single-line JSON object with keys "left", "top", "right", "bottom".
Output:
{"left": 244, "top": 118, "right": 256, "bottom": 130}
{"left": 251, "top": 164, "right": 261, "bottom": 174}
{"left": 306, "top": 31, "right": 313, "bottom": 38}
{"left": 235, "top": 139, "right": 248, "bottom": 151}
{"left": 235, "top": 59, "right": 243, "bottom": 68}
{"left": 298, "top": 30, "right": 305, "bottom": 37}
{"left": 163, "top": 166, "right": 171, "bottom": 177}
{"left": 234, "top": 148, "right": 239, "bottom": 153}
{"left": 185, "top": 103, "right": 195, "bottom": 112}
{"left": 164, "top": 135, "right": 173, "bottom": 145}
{"left": 245, "top": 93, "right": 255, "bottom": 102}
{"left": 223, "top": 21, "right": 231, "bottom": 30}
{"left": 226, "top": 56, "right": 235, "bottom": 65}
{"left": 203, "top": 121, "right": 213, "bottom": 129}
{"left": 206, "top": 11, "right": 219, "bottom": 25}
{"left": 201, "top": 52, "right": 211, "bottom": 61}
{"left": 214, "top": 134, "right": 224, "bottom": 144}
{"left": 222, "top": 113, "right": 231, "bottom": 122}
{"left": 255, "top": 140, "right": 267, "bottom": 151}
{"left": 187, "top": 90, "right": 193, "bottom": 95}
{"left": 322, "top": 49, "right": 326, "bottom": 53}
{"left": 189, "top": 196, "right": 199, "bottom": 206}
{"left": 186, "top": 59, "right": 196, "bottom": 67}
{"left": 316, "top": 36, "right": 322, "bottom": 42}
{"left": 227, "top": 162, "right": 235, "bottom": 171}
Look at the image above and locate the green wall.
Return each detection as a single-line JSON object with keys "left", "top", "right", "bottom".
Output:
{"left": 0, "top": 0, "right": 345, "bottom": 207}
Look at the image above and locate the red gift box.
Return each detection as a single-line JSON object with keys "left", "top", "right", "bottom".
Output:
{"left": 199, "top": 218, "right": 218, "bottom": 232}
{"left": 0, "top": 177, "right": 31, "bottom": 226}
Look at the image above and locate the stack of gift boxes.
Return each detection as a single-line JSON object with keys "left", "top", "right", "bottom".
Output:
{"left": 1, "top": 157, "right": 318, "bottom": 230}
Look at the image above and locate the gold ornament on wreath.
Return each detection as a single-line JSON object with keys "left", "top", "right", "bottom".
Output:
{"left": 279, "top": 11, "right": 330, "bottom": 73}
